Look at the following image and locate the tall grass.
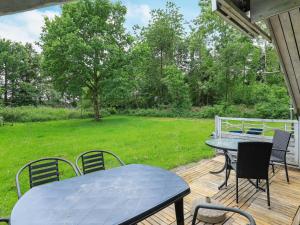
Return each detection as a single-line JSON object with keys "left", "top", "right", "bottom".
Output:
{"left": 0, "top": 106, "right": 94, "bottom": 122}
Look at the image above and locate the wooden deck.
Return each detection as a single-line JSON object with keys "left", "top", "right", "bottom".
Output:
{"left": 139, "top": 156, "right": 300, "bottom": 225}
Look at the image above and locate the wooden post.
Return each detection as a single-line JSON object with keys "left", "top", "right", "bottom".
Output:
{"left": 294, "top": 119, "right": 300, "bottom": 168}
{"left": 215, "top": 116, "right": 220, "bottom": 138}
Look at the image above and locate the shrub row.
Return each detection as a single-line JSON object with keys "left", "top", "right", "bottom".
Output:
{"left": 0, "top": 106, "right": 94, "bottom": 122}
{"left": 121, "top": 104, "right": 290, "bottom": 119}
{"left": 0, "top": 103, "right": 290, "bottom": 123}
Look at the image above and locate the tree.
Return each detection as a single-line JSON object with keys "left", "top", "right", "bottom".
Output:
{"left": 0, "top": 39, "right": 41, "bottom": 106}
{"left": 163, "top": 65, "right": 191, "bottom": 109}
{"left": 136, "top": 1, "right": 187, "bottom": 106}
{"left": 41, "top": 0, "right": 131, "bottom": 120}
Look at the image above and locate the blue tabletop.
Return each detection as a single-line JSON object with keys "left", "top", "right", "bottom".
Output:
{"left": 11, "top": 164, "right": 190, "bottom": 225}
{"left": 205, "top": 138, "right": 249, "bottom": 151}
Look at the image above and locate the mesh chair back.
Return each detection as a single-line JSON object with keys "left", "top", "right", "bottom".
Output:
{"left": 16, "top": 157, "right": 79, "bottom": 198}
{"left": 76, "top": 150, "right": 125, "bottom": 175}
{"left": 236, "top": 142, "right": 273, "bottom": 179}
{"left": 272, "top": 130, "right": 291, "bottom": 160}
{"left": 29, "top": 159, "right": 59, "bottom": 188}
{"left": 81, "top": 151, "right": 105, "bottom": 174}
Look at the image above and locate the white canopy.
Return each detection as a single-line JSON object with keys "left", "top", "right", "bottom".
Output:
{"left": 0, "top": 0, "right": 71, "bottom": 16}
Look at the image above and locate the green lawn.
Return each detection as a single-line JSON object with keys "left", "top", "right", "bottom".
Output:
{"left": 0, "top": 116, "right": 214, "bottom": 216}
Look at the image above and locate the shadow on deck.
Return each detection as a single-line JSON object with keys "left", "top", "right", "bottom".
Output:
{"left": 140, "top": 156, "right": 300, "bottom": 225}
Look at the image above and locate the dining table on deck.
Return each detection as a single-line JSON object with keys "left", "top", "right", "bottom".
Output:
{"left": 10, "top": 164, "right": 190, "bottom": 225}
{"left": 205, "top": 138, "right": 249, "bottom": 190}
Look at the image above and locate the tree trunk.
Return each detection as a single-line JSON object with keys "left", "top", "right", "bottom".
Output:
{"left": 4, "top": 65, "right": 8, "bottom": 106}
{"left": 92, "top": 91, "right": 100, "bottom": 121}
{"left": 225, "top": 72, "right": 228, "bottom": 103}
{"left": 160, "top": 48, "right": 163, "bottom": 104}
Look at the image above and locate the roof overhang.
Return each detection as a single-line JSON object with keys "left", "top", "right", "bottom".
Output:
{"left": 0, "top": 0, "right": 71, "bottom": 16}
{"left": 251, "top": 0, "right": 300, "bottom": 22}
{"left": 212, "top": 0, "right": 271, "bottom": 42}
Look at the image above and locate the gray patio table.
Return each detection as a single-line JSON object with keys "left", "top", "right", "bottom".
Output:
{"left": 10, "top": 164, "right": 190, "bottom": 225}
{"left": 205, "top": 138, "right": 248, "bottom": 189}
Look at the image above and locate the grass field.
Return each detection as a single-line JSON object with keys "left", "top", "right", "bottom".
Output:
{"left": 0, "top": 116, "right": 214, "bottom": 216}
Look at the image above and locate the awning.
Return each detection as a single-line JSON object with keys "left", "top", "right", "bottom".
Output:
{"left": 0, "top": 0, "right": 71, "bottom": 16}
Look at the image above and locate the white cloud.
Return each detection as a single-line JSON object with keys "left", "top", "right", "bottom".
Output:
{"left": 126, "top": 3, "right": 151, "bottom": 25}
{"left": 0, "top": 3, "right": 151, "bottom": 49}
{"left": 0, "top": 9, "right": 59, "bottom": 50}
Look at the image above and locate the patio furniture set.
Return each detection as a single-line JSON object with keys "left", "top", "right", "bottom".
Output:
{"left": 0, "top": 130, "right": 291, "bottom": 225}
{"left": 206, "top": 129, "right": 291, "bottom": 208}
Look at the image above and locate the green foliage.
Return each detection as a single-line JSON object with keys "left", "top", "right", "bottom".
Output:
{"left": 133, "top": 1, "right": 188, "bottom": 107}
{"left": 253, "top": 84, "right": 290, "bottom": 118}
{"left": 41, "top": 0, "right": 131, "bottom": 120}
{"left": 185, "top": 0, "right": 289, "bottom": 113}
{"left": 0, "top": 0, "right": 291, "bottom": 119}
{"left": 163, "top": 65, "right": 191, "bottom": 109}
{"left": 0, "top": 106, "right": 94, "bottom": 122}
{"left": 0, "top": 40, "right": 43, "bottom": 106}
{"left": 121, "top": 103, "right": 289, "bottom": 119}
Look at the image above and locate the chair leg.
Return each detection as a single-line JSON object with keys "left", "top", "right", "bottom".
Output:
{"left": 284, "top": 161, "right": 289, "bottom": 183}
{"left": 266, "top": 178, "right": 270, "bottom": 208}
{"left": 256, "top": 179, "right": 259, "bottom": 189}
{"left": 225, "top": 167, "right": 231, "bottom": 187}
{"left": 236, "top": 176, "right": 239, "bottom": 204}
{"left": 271, "top": 163, "right": 275, "bottom": 174}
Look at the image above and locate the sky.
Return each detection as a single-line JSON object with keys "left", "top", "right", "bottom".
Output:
{"left": 0, "top": 0, "right": 200, "bottom": 50}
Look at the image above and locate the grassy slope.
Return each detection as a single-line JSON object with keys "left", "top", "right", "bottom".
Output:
{"left": 0, "top": 116, "right": 214, "bottom": 216}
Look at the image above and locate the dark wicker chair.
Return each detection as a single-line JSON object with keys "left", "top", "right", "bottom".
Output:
{"left": 270, "top": 130, "right": 291, "bottom": 183}
{"left": 0, "top": 218, "right": 9, "bottom": 224}
{"left": 16, "top": 157, "right": 80, "bottom": 198}
{"left": 228, "top": 142, "right": 273, "bottom": 207}
{"left": 192, "top": 204, "right": 256, "bottom": 225}
{"left": 76, "top": 150, "right": 125, "bottom": 175}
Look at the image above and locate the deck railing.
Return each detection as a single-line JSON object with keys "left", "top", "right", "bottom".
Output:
{"left": 215, "top": 116, "right": 300, "bottom": 167}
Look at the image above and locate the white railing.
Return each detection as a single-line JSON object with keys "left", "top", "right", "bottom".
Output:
{"left": 215, "top": 116, "right": 300, "bottom": 167}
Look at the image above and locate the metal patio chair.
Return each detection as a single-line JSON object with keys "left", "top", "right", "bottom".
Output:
{"left": 270, "top": 130, "right": 291, "bottom": 183}
{"left": 16, "top": 157, "right": 80, "bottom": 198}
{"left": 76, "top": 150, "right": 125, "bottom": 175}
{"left": 192, "top": 204, "right": 256, "bottom": 225}
{"left": 0, "top": 218, "right": 9, "bottom": 224}
{"left": 228, "top": 142, "right": 273, "bottom": 207}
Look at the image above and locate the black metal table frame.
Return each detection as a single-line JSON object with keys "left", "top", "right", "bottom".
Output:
{"left": 208, "top": 147, "right": 232, "bottom": 190}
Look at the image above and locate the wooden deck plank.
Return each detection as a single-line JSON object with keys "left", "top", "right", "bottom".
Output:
{"left": 140, "top": 156, "right": 300, "bottom": 225}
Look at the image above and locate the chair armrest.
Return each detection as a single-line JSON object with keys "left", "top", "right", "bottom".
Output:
{"left": 272, "top": 148, "right": 290, "bottom": 152}
{"left": 0, "top": 218, "right": 10, "bottom": 224}
{"left": 192, "top": 204, "right": 256, "bottom": 225}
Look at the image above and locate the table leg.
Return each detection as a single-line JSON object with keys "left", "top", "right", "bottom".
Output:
{"left": 218, "top": 153, "right": 230, "bottom": 190}
{"left": 175, "top": 198, "right": 184, "bottom": 225}
{"left": 210, "top": 150, "right": 226, "bottom": 174}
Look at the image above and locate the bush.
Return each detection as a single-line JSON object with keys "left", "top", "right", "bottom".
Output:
{"left": 0, "top": 106, "right": 95, "bottom": 122}
{"left": 120, "top": 103, "right": 290, "bottom": 119}
{"left": 254, "top": 102, "right": 289, "bottom": 119}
